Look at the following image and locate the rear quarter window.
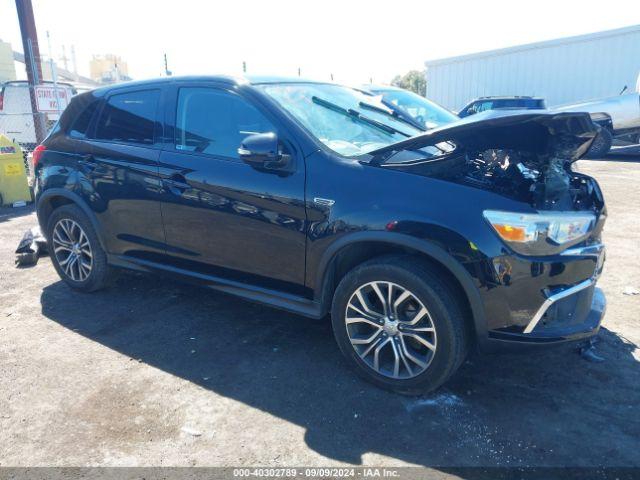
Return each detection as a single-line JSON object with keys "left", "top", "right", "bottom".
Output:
{"left": 68, "top": 100, "right": 100, "bottom": 138}
{"left": 94, "top": 89, "right": 160, "bottom": 145}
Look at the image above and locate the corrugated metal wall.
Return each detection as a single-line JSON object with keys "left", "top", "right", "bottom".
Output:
{"left": 425, "top": 26, "right": 640, "bottom": 111}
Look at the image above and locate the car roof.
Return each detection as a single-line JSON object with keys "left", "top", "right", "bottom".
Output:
{"left": 87, "top": 75, "right": 334, "bottom": 96}
{"left": 473, "top": 96, "right": 544, "bottom": 101}
{"left": 1, "top": 80, "right": 75, "bottom": 88}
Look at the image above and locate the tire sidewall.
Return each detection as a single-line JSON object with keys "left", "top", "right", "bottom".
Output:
{"left": 331, "top": 261, "right": 464, "bottom": 394}
{"left": 586, "top": 129, "right": 612, "bottom": 158}
{"left": 46, "top": 205, "right": 106, "bottom": 291}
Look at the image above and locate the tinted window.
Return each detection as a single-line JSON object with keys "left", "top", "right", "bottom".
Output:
{"left": 95, "top": 90, "right": 159, "bottom": 145}
{"left": 69, "top": 100, "right": 99, "bottom": 138}
{"left": 175, "top": 88, "right": 274, "bottom": 158}
{"left": 477, "top": 101, "right": 493, "bottom": 112}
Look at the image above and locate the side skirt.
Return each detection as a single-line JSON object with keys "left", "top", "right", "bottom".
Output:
{"left": 107, "top": 255, "right": 325, "bottom": 320}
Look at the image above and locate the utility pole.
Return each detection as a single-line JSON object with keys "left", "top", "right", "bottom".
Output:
{"left": 113, "top": 59, "right": 120, "bottom": 83}
{"left": 70, "top": 45, "right": 78, "bottom": 81}
{"left": 46, "top": 31, "right": 62, "bottom": 117}
{"left": 15, "top": 0, "right": 46, "bottom": 144}
{"left": 60, "top": 44, "right": 69, "bottom": 70}
{"left": 164, "top": 53, "right": 172, "bottom": 76}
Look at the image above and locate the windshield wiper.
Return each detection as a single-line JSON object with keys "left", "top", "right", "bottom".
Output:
{"left": 358, "top": 101, "right": 425, "bottom": 131}
{"left": 311, "top": 96, "right": 411, "bottom": 137}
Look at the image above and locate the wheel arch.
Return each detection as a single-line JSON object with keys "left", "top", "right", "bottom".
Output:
{"left": 36, "top": 188, "right": 106, "bottom": 250}
{"left": 314, "top": 232, "right": 487, "bottom": 343}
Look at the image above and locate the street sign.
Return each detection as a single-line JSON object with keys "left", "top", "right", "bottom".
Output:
{"left": 34, "top": 85, "right": 70, "bottom": 113}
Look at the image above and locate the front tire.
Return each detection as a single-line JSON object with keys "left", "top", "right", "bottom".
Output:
{"left": 46, "top": 204, "right": 112, "bottom": 292}
{"left": 331, "top": 256, "right": 469, "bottom": 395}
{"left": 585, "top": 128, "right": 613, "bottom": 159}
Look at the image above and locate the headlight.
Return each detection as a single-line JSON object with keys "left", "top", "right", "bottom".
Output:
{"left": 483, "top": 210, "right": 596, "bottom": 255}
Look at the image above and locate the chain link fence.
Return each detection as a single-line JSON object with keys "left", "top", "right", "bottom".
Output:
{"left": 0, "top": 80, "right": 71, "bottom": 179}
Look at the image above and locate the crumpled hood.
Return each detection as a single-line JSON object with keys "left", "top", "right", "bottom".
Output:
{"left": 368, "top": 109, "right": 598, "bottom": 163}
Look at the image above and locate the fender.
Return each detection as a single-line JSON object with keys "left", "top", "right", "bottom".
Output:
{"left": 314, "top": 231, "right": 488, "bottom": 344}
{"left": 36, "top": 188, "right": 107, "bottom": 251}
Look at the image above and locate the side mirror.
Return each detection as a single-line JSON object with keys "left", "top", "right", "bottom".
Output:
{"left": 238, "top": 132, "right": 289, "bottom": 170}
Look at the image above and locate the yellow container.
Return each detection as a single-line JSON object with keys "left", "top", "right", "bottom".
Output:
{"left": 0, "top": 135, "right": 31, "bottom": 206}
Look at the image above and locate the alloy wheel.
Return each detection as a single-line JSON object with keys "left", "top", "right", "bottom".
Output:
{"left": 52, "top": 219, "right": 93, "bottom": 282}
{"left": 345, "top": 281, "right": 437, "bottom": 379}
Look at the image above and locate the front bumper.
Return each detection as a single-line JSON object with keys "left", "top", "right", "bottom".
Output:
{"left": 472, "top": 243, "right": 607, "bottom": 352}
{"left": 485, "top": 286, "right": 605, "bottom": 350}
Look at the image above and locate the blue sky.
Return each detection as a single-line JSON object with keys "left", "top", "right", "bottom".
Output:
{"left": 1, "top": 0, "right": 639, "bottom": 85}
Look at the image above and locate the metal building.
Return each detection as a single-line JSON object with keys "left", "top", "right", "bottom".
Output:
{"left": 424, "top": 25, "right": 640, "bottom": 111}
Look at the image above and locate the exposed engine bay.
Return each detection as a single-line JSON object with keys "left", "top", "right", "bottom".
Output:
{"left": 373, "top": 111, "right": 605, "bottom": 212}
{"left": 450, "top": 148, "right": 601, "bottom": 211}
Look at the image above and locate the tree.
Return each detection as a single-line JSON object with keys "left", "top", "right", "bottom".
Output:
{"left": 391, "top": 70, "right": 426, "bottom": 97}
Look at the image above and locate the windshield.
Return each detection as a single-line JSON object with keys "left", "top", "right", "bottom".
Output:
{"left": 258, "top": 83, "right": 423, "bottom": 157}
{"left": 375, "top": 89, "right": 458, "bottom": 129}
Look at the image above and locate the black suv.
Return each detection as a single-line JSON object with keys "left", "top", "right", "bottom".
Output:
{"left": 34, "top": 76, "right": 607, "bottom": 394}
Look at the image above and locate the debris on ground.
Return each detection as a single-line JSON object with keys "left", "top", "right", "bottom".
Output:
{"left": 15, "top": 226, "right": 47, "bottom": 267}
{"left": 580, "top": 339, "right": 605, "bottom": 363}
{"left": 181, "top": 426, "right": 203, "bottom": 437}
{"left": 405, "top": 393, "right": 463, "bottom": 413}
{"left": 622, "top": 286, "right": 639, "bottom": 295}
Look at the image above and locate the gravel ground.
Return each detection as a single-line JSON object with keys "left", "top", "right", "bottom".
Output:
{"left": 0, "top": 159, "right": 639, "bottom": 470}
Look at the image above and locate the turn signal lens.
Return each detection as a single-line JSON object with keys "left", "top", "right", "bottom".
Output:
{"left": 493, "top": 224, "right": 527, "bottom": 242}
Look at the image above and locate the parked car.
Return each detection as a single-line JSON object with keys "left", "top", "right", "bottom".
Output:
{"left": 34, "top": 76, "right": 607, "bottom": 394}
{"left": 458, "top": 96, "right": 547, "bottom": 118}
{"left": 0, "top": 80, "right": 76, "bottom": 150}
{"left": 555, "top": 73, "right": 640, "bottom": 157}
{"left": 358, "top": 84, "right": 458, "bottom": 130}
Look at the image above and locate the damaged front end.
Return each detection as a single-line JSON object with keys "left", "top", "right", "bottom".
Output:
{"left": 366, "top": 110, "right": 607, "bottom": 344}
{"left": 368, "top": 110, "right": 604, "bottom": 213}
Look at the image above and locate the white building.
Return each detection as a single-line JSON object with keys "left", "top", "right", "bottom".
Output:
{"left": 424, "top": 25, "right": 640, "bottom": 111}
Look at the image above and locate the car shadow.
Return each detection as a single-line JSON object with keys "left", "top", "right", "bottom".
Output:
{"left": 0, "top": 203, "right": 35, "bottom": 224}
{"left": 39, "top": 271, "right": 640, "bottom": 469}
{"left": 603, "top": 150, "right": 640, "bottom": 163}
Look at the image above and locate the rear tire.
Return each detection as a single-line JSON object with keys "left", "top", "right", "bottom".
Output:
{"left": 331, "top": 255, "right": 469, "bottom": 395}
{"left": 46, "top": 204, "right": 113, "bottom": 292}
{"left": 585, "top": 128, "right": 612, "bottom": 159}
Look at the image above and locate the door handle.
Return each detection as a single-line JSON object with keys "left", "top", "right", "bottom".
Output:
{"left": 163, "top": 174, "right": 191, "bottom": 193}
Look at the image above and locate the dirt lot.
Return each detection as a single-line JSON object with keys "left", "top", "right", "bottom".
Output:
{"left": 0, "top": 159, "right": 639, "bottom": 470}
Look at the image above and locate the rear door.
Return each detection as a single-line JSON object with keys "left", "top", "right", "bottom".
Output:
{"left": 76, "top": 87, "right": 167, "bottom": 261}
{"left": 157, "top": 83, "right": 307, "bottom": 294}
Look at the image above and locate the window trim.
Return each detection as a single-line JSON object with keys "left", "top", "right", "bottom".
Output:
{"left": 90, "top": 87, "right": 163, "bottom": 148}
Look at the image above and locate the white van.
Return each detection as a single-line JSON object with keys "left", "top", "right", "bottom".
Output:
{"left": 0, "top": 80, "right": 77, "bottom": 149}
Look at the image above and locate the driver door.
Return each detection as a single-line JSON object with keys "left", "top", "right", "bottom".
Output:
{"left": 158, "top": 84, "right": 307, "bottom": 294}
